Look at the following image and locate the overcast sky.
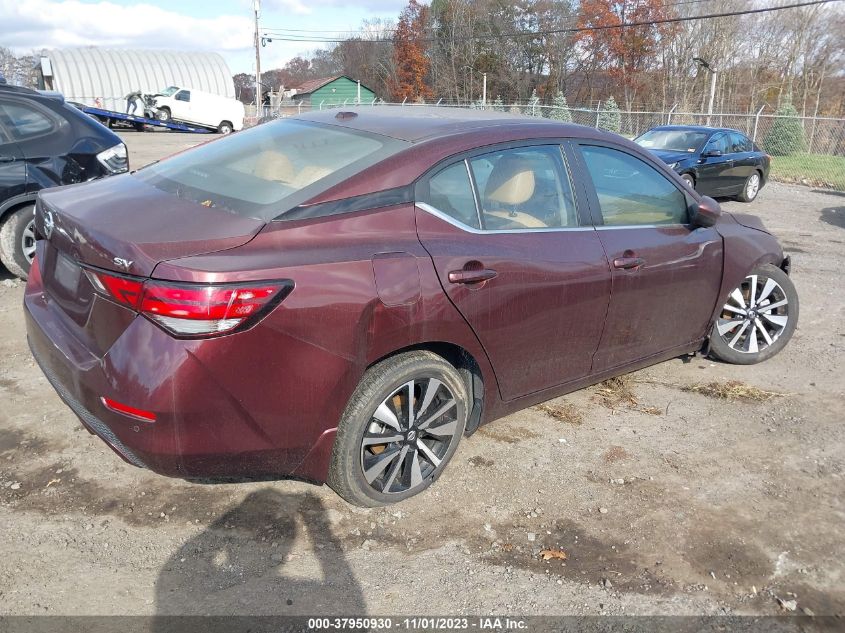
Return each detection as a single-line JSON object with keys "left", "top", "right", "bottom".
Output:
{"left": 0, "top": 0, "right": 404, "bottom": 74}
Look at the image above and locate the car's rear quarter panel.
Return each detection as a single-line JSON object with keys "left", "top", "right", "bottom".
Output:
{"left": 151, "top": 204, "right": 496, "bottom": 481}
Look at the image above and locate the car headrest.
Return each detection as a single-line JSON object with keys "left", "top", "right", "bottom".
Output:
{"left": 254, "top": 150, "right": 296, "bottom": 184}
{"left": 484, "top": 156, "right": 536, "bottom": 206}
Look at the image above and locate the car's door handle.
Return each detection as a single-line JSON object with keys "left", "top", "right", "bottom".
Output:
{"left": 0, "top": 155, "right": 16, "bottom": 163}
{"left": 613, "top": 256, "right": 645, "bottom": 270}
{"left": 448, "top": 268, "right": 498, "bottom": 284}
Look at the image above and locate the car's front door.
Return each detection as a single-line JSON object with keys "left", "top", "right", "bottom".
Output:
{"left": 572, "top": 142, "right": 723, "bottom": 372}
{"left": 172, "top": 90, "right": 192, "bottom": 121}
{"left": 415, "top": 144, "right": 612, "bottom": 400}
{"left": 697, "top": 132, "right": 733, "bottom": 195}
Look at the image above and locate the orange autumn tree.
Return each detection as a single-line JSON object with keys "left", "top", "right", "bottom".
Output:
{"left": 391, "top": 0, "right": 434, "bottom": 102}
{"left": 576, "top": 0, "right": 673, "bottom": 109}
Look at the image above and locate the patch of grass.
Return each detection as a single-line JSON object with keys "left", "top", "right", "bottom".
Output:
{"left": 594, "top": 375, "right": 637, "bottom": 409}
{"left": 769, "top": 153, "right": 845, "bottom": 191}
{"left": 681, "top": 380, "right": 785, "bottom": 402}
{"left": 534, "top": 402, "right": 583, "bottom": 425}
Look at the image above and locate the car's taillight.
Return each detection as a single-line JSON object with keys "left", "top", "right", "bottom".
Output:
{"left": 84, "top": 269, "right": 292, "bottom": 337}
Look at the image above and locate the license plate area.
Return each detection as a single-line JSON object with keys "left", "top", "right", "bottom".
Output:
{"left": 53, "top": 253, "right": 81, "bottom": 294}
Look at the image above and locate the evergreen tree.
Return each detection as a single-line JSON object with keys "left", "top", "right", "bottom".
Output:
{"left": 765, "top": 100, "right": 806, "bottom": 155}
{"left": 550, "top": 90, "right": 572, "bottom": 122}
{"left": 493, "top": 96, "right": 505, "bottom": 112}
{"left": 598, "top": 95, "right": 621, "bottom": 133}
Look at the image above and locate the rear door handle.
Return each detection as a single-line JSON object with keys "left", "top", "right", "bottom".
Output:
{"left": 613, "top": 256, "right": 644, "bottom": 270}
{"left": 0, "top": 155, "right": 16, "bottom": 163}
{"left": 448, "top": 268, "right": 498, "bottom": 284}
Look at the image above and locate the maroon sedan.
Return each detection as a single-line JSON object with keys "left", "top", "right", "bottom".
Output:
{"left": 24, "top": 108, "right": 798, "bottom": 506}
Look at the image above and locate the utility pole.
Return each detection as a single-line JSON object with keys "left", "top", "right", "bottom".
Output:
{"left": 693, "top": 56, "right": 717, "bottom": 126}
{"left": 254, "top": 0, "right": 261, "bottom": 109}
{"left": 482, "top": 73, "right": 487, "bottom": 109}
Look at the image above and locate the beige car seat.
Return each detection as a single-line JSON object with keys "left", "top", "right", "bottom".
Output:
{"left": 483, "top": 156, "right": 547, "bottom": 228}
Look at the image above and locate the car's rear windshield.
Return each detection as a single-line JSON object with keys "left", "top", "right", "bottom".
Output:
{"left": 635, "top": 129, "right": 708, "bottom": 153}
{"left": 134, "top": 118, "right": 409, "bottom": 221}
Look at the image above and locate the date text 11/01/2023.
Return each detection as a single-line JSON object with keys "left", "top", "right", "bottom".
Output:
{"left": 307, "top": 617, "right": 528, "bottom": 630}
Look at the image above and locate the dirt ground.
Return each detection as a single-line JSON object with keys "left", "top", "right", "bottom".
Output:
{"left": 0, "top": 130, "right": 843, "bottom": 617}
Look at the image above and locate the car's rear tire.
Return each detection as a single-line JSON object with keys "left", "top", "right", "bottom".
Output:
{"left": 217, "top": 121, "right": 233, "bottom": 135}
{"left": 0, "top": 205, "right": 36, "bottom": 280}
{"left": 327, "top": 351, "right": 468, "bottom": 507}
{"left": 680, "top": 173, "right": 695, "bottom": 190}
{"left": 156, "top": 108, "right": 171, "bottom": 123}
{"left": 737, "top": 170, "right": 762, "bottom": 202}
{"left": 709, "top": 264, "right": 798, "bottom": 365}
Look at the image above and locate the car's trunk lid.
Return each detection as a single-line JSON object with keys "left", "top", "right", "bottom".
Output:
{"left": 35, "top": 174, "right": 265, "bottom": 356}
{"left": 38, "top": 174, "right": 265, "bottom": 278}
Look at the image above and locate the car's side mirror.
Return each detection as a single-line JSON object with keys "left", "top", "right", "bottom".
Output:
{"left": 691, "top": 196, "right": 722, "bottom": 227}
{"left": 702, "top": 149, "right": 722, "bottom": 158}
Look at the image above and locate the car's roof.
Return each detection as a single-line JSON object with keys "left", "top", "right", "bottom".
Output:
{"left": 649, "top": 124, "right": 743, "bottom": 135}
{"left": 297, "top": 106, "right": 589, "bottom": 143}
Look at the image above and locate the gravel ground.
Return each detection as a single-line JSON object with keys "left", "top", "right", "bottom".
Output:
{"left": 0, "top": 131, "right": 842, "bottom": 617}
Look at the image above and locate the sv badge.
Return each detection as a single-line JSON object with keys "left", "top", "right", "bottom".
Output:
{"left": 113, "top": 257, "right": 133, "bottom": 270}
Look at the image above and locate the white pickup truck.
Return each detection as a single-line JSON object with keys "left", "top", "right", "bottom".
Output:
{"left": 153, "top": 86, "right": 245, "bottom": 134}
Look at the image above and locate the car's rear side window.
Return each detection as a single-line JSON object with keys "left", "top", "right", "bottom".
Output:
{"left": 730, "top": 132, "right": 753, "bottom": 153}
{"left": 579, "top": 145, "right": 689, "bottom": 226}
{"left": 470, "top": 147, "right": 578, "bottom": 230}
{"left": 134, "top": 119, "right": 409, "bottom": 221}
{"left": 427, "top": 162, "right": 481, "bottom": 229}
{"left": 0, "top": 100, "right": 56, "bottom": 140}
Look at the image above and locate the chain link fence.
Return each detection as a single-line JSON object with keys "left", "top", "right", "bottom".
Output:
{"left": 247, "top": 100, "right": 845, "bottom": 191}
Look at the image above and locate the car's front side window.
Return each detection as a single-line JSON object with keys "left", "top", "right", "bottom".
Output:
{"left": 705, "top": 133, "right": 730, "bottom": 155}
{"left": 579, "top": 145, "right": 689, "bottom": 226}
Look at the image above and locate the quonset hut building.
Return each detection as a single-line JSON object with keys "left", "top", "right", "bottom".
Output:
{"left": 36, "top": 47, "right": 236, "bottom": 112}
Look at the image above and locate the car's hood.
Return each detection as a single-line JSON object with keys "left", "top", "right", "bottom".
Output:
{"left": 730, "top": 212, "right": 772, "bottom": 235}
{"left": 38, "top": 174, "right": 265, "bottom": 278}
{"left": 648, "top": 149, "right": 694, "bottom": 164}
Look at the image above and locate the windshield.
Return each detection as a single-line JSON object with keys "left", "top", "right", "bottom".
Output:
{"left": 159, "top": 86, "right": 180, "bottom": 97}
{"left": 635, "top": 129, "right": 708, "bottom": 153}
{"left": 134, "top": 118, "right": 408, "bottom": 220}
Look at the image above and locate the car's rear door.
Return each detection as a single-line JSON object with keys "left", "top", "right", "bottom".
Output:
{"left": 728, "top": 132, "right": 758, "bottom": 191}
{"left": 415, "top": 143, "right": 612, "bottom": 400}
{"left": 571, "top": 142, "right": 723, "bottom": 372}
{"left": 0, "top": 101, "right": 26, "bottom": 205}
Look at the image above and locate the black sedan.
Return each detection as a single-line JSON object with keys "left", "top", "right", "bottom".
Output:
{"left": 634, "top": 125, "right": 770, "bottom": 202}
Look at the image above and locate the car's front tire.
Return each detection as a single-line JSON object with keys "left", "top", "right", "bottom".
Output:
{"left": 156, "top": 108, "right": 171, "bottom": 122}
{"left": 0, "top": 205, "right": 36, "bottom": 280}
{"left": 709, "top": 264, "right": 798, "bottom": 365}
{"left": 217, "top": 121, "right": 234, "bottom": 135}
{"left": 328, "top": 351, "right": 468, "bottom": 507}
{"left": 737, "top": 171, "right": 762, "bottom": 202}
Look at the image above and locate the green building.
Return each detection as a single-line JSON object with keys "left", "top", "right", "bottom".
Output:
{"left": 291, "top": 76, "right": 376, "bottom": 108}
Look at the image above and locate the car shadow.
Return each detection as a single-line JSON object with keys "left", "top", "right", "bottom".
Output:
{"left": 154, "top": 488, "right": 366, "bottom": 621}
{"left": 813, "top": 189, "right": 845, "bottom": 198}
{"left": 820, "top": 207, "right": 845, "bottom": 229}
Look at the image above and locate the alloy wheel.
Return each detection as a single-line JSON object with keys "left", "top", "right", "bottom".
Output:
{"left": 746, "top": 173, "right": 760, "bottom": 200}
{"left": 715, "top": 273, "right": 790, "bottom": 354}
{"left": 360, "top": 377, "right": 459, "bottom": 495}
{"left": 21, "top": 218, "right": 36, "bottom": 263}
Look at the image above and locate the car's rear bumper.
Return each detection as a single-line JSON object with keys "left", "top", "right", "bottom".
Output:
{"left": 23, "top": 275, "right": 341, "bottom": 482}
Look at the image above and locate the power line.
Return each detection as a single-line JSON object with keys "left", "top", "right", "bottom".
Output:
{"left": 261, "top": 0, "right": 840, "bottom": 44}
{"left": 261, "top": 0, "right": 725, "bottom": 36}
